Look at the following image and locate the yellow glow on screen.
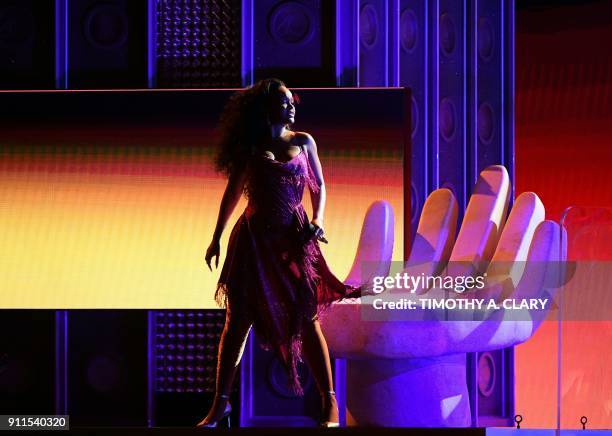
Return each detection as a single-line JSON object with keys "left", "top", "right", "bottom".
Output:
{"left": 1, "top": 149, "right": 403, "bottom": 308}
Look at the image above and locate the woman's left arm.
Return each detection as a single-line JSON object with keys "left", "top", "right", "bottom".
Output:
{"left": 302, "top": 133, "right": 326, "bottom": 229}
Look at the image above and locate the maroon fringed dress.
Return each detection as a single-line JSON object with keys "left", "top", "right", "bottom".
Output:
{"left": 214, "top": 144, "right": 359, "bottom": 395}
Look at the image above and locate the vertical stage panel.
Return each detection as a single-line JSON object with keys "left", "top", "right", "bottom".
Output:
{"left": 467, "top": 0, "right": 509, "bottom": 188}
{"left": 426, "top": 1, "right": 440, "bottom": 195}
{"left": 399, "top": 0, "right": 428, "bottom": 235}
{"left": 66, "top": 0, "right": 149, "bottom": 88}
{"left": 0, "top": 1, "right": 55, "bottom": 89}
{"left": 335, "top": 0, "right": 359, "bottom": 86}
{"left": 359, "top": 0, "right": 398, "bottom": 86}
{"left": 438, "top": 0, "right": 467, "bottom": 216}
{"left": 67, "top": 310, "right": 148, "bottom": 426}
{"left": 252, "top": 0, "right": 335, "bottom": 87}
{"left": 240, "top": 332, "right": 322, "bottom": 427}
{"left": 468, "top": 0, "right": 515, "bottom": 428}
{"left": 0, "top": 310, "right": 55, "bottom": 414}
{"left": 475, "top": 349, "right": 514, "bottom": 427}
{"left": 503, "top": 0, "right": 515, "bottom": 202}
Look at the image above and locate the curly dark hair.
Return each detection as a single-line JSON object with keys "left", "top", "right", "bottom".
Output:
{"left": 214, "top": 78, "right": 288, "bottom": 179}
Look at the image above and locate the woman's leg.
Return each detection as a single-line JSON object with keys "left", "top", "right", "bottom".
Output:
{"left": 300, "top": 318, "right": 339, "bottom": 424}
{"left": 197, "top": 303, "right": 252, "bottom": 425}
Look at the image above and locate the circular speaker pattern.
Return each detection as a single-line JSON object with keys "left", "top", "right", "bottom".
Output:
{"left": 268, "top": 1, "right": 315, "bottom": 46}
{"left": 439, "top": 13, "right": 456, "bottom": 56}
{"left": 86, "top": 354, "right": 123, "bottom": 393}
{"left": 400, "top": 8, "right": 418, "bottom": 54}
{"left": 410, "top": 96, "right": 419, "bottom": 138}
{"left": 83, "top": 4, "right": 128, "bottom": 50}
{"left": 477, "top": 102, "right": 495, "bottom": 145}
{"left": 267, "top": 357, "right": 313, "bottom": 398}
{"left": 478, "top": 352, "right": 496, "bottom": 397}
{"left": 359, "top": 3, "right": 378, "bottom": 50}
{"left": 410, "top": 182, "right": 420, "bottom": 224}
{"left": 477, "top": 17, "right": 495, "bottom": 63}
{"left": 439, "top": 97, "right": 457, "bottom": 142}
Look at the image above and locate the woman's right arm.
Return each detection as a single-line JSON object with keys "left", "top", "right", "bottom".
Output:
{"left": 205, "top": 168, "right": 248, "bottom": 270}
{"left": 212, "top": 168, "right": 247, "bottom": 241}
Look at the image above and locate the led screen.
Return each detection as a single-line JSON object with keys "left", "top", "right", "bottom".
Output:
{"left": 0, "top": 89, "right": 408, "bottom": 308}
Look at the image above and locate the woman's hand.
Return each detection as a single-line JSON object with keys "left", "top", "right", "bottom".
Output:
{"left": 311, "top": 217, "right": 324, "bottom": 233}
{"left": 205, "top": 239, "right": 221, "bottom": 271}
{"left": 310, "top": 218, "right": 327, "bottom": 243}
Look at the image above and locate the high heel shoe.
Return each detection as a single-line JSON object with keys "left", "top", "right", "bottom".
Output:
{"left": 319, "top": 390, "right": 340, "bottom": 428}
{"left": 195, "top": 394, "right": 232, "bottom": 428}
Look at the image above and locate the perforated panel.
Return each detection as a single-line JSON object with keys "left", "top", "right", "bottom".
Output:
{"left": 156, "top": 0, "right": 241, "bottom": 88}
{"left": 154, "top": 310, "right": 226, "bottom": 394}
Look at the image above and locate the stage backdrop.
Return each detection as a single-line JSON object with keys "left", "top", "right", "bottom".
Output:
{"left": 0, "top": 89, "right": 407, "bottom": 308}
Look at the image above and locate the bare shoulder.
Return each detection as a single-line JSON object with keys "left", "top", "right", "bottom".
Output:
{"left": 292, "top": 131, "right": 317, "bottom": 150}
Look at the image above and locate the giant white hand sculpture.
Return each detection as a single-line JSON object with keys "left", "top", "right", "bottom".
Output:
{"left": 319, "top": 165, "right": 567, "bottom": 427}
